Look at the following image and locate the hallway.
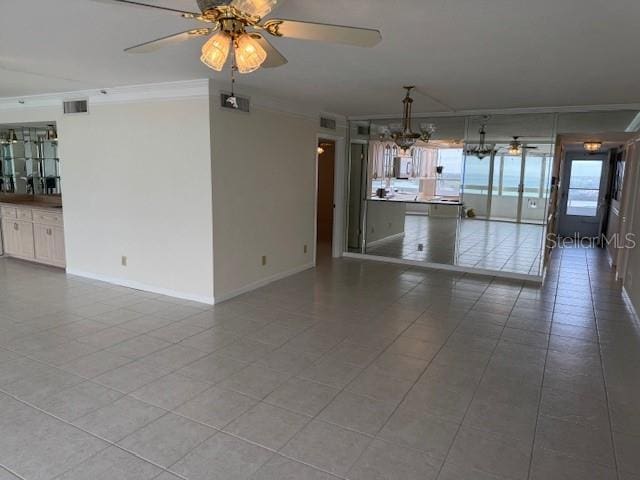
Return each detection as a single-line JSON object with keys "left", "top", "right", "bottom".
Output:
{"left": 0, "top": 246, "right": 638, "bottom": 479}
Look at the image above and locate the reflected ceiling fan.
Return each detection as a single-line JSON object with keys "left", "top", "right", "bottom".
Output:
{"left": 503, "top": 136, "right": 539, "bottom": 155}
{"left": 93, "top": 0, "right": 382, "bottom": 74}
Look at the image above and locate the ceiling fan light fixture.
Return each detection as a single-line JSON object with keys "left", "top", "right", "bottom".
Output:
{"left": 234, "top": 33, "right": 267, "bottom": 74}
{"left": 201, "top": 32, "right": 232, "bottom": 71}
{"left": 584, "top": 141, "right": 602, "bottom": 152}
{"left": 231, "top": 0, "right": 278, "bottom": 18}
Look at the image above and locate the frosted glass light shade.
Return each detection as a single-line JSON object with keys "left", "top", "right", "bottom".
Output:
{"left": 200, "top": 32, "right": 231, "bottom": 71}
{"left": 232, "top": 0, "right": 277, "bottom": 18}
{"left": 235, "top": 34, "right": 267, "bottom": 74}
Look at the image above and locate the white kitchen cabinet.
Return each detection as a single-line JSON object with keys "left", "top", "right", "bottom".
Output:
{"left": 0, "top": 203, "right": 65, "bottom": 268}
{"left": 34, "top": 223, "right": 66, "bottom": 267}
{"left": 1, "top": 218, "right": 35, "bottom": 259}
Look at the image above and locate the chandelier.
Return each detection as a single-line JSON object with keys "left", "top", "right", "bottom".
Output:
{"left": 391, "top": 86, "right": 434, "bottom": 151}
{"left": 465, "top": 121, "right": 496, "bottom": 159}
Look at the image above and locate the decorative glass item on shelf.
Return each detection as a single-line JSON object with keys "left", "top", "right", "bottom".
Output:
{"left": 0, "top": 125, "right": 61, "bottom": 196}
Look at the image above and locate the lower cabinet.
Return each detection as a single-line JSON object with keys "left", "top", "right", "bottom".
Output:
{"left": 1, "top": 218, "right": 35, "bottom": 260}
{"left": 34, "top": 224, "right": 66, "bottom": 267}
{"left": 1, "top": 204, "right": 65, "bottom": 268}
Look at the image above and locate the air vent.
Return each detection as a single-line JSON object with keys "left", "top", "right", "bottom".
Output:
{"left": 220, "top": 93, "right": 250, "bottom": 112}
{"left": 320, "top": 117, "right": 337, "bottom": 130}
{"left": 63, "top": 99, "right": 88, "bottom": 114}
{"left": 357, "top": 125, "right": 370, "bottom": 136}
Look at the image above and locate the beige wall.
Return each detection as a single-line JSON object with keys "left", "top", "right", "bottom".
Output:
{"left": 622, "top": 141, "right": 640, "bottom": 312}
{"left": 210, "top": 98, "right": 319, "bottom": 300}
{"left": 0, "top": 96, "right": 215, "bottom": 303}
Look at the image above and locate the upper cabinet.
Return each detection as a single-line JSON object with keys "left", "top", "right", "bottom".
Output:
{"left": 0, "top": 124, "right": 61, "bottom": 197}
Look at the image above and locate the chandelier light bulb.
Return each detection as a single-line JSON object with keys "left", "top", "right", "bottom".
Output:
{"left": 201, "top": 32, "right": 232, "bottom": 71}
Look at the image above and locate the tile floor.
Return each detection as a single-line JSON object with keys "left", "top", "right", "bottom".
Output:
{"left": 365, "top": 216, "right": 544, "bottom": 275}
{"left": 0, "top": 245, "right": 639, "bottom": 479}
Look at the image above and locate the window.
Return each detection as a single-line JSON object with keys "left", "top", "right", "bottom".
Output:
{"left": 566, "top": 160, "right": 603, "bottom": 216}
{"left": 436, "top": 149, "right": 463, "bottom": 196}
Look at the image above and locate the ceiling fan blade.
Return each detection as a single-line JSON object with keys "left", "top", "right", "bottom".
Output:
{"left": 90, "top": 0, "right": 201, "bottom": 16}
{"left": 250, "top": 33, "right": 288, "bottom": 68}
{"left": 125, "top": 28, "right": 215, "bottom": 53}
{"left": 231, "top": 0, "right": 283, "bottom": 18}
{"left": 263, "top": 19, "right": 381, "bottom": 47}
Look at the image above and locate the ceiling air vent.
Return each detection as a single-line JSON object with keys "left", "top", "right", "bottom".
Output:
{"left": 320, "top": 117, "right": 337, "bottom": 130}
{"left": 220, "top": 93, "right": 250, "bottom": 113}
{"left": 63, "top": 99, "right": 89, "bottom": 114}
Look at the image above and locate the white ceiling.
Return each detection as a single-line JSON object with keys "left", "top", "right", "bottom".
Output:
{"left": 2, "top": 0, "right": 640, "bottom": 116}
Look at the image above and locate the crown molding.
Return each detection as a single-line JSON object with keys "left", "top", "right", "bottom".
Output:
{"left": 348, "top": 103, "right": 640, "bottom": 121}
{"left": 0, "top": 79, "right": 210, "bottom": 111}
{"left": 210, "top": 81, "right": 347, "bottom": 129}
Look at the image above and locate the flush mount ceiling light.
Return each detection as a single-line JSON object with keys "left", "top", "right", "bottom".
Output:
{"left": 390, "top": 87, "right": 434, "bottom": 151}
{"left": 584, "top": 141, "right": 602, "bottom": 152}
{"left": 506, "top": 136, "right": 539, "bottom": 156}
{"left": 465, "top": 119, "right": 496, "bottom": 160}
{"left": 94, "top": 0, "right": 382, "bottom": 74}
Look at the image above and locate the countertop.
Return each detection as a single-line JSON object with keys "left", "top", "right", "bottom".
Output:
{"left": 0, "top": 197, "right": 63, "bottom": 210}
{"left": 368, "top": 195, "right": 463, "bottom": 206}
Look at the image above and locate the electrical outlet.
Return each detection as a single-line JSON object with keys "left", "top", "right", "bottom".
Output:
{"left": 261, "top": 255, "right": 267, "bottom": 266}
{"left": 121, "top": 256, "right": 127, "bottom": 267}
{"left": 304, "top": 244, "right": 308, "bottom": 254}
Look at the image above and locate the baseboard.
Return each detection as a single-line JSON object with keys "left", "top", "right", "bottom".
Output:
{"left": 342, "top": 252, "right": 543, "bottom": 283}
{"left": 214, "top": 262, "right": 315, "bottom": 304}
{"left": 365, "top": 232, "right": 405, "bottom": 248}
{"left": 65, "top": 269, "right": 215, "bottom": 305}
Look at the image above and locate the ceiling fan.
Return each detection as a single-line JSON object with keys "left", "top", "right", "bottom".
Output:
{"left": 503, "top": 136, "right": 539, "bottom": 155}
{"left": 93, "top": 0, "right": 382, "bottom": 74}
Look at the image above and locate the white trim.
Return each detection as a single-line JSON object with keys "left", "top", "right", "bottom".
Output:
{"left": 622, "top": 286, "right": 640, "bottom": 319}
{"left": 65, "top": 268, "right": 215, "bottom": 305}
{"left": 365, "top": 232, "right": 405, "bottom": 248}
{"left": 626, "top": 113, "right": 640, "bottom": 133}
{"left": 348, "top": 103, "right": 640, "bottom": 121}
{"left": 0, "top": 79, "right": 210, "bottom": 111}
{"left": 213, "top": 262, "right": 315, "bottom": 304}
{"left": 343, "top": 252, "right": 543, "bottom": 283}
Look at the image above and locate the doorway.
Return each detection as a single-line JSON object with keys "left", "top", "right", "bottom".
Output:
{"left": 557, "top": 153, "right": 608, "bottom": 238}
{"left": 316, "top": 139, "right": 336, "bottom": 259}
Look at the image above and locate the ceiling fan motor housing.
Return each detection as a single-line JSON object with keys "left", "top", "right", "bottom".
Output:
{"left": 197, "top": 0, "right": 230, "bottom": 13}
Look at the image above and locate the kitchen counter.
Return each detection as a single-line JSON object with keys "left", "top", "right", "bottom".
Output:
{"left": 368, "top": 195, "right": 463, "bottom": 206}
{"left": 0, "top": 196, "right": 62, "bottom": 210}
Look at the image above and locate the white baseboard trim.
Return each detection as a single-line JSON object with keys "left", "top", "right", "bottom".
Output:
{"left": 65, "top": 269, "right": 215, "bottom": 305}
{"left": 342, "top": 252, "right": 543, "bottom": 283}
{"left": 365, "top": 232, "right": 405, "bottom": 248}
{"left": 214, "top": 262, "right": 316, "bottom": 304}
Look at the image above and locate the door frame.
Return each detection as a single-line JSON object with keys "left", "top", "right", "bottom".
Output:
{"left": 557, "top": 152, "right": 610, "bottom": 239}
{"left": 314, "top": 132, "right": 346, "bottom": 261}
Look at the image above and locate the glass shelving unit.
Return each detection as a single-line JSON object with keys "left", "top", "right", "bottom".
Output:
{"left": 0, "top": 126, "right": 61, "bottom": 196}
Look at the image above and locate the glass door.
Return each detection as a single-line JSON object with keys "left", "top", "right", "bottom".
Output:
{"left": 521, "top": 148, "right": 552, "bottom": 224}
{"left": 557, "top": 155, "right": 607, "bottom": 238}
{"left": 490, "top": 152, "right": 523, "bottom": 222}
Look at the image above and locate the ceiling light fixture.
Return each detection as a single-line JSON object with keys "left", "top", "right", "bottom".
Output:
{"left": 508, "top": 136, "right": 522, "bottom": 155}
{"left": 465, "top": 119, "right": 496, "bottom": 160}
{"left": 317, "top": 147, "right": 325, "bottom": 155}
{"left": 391, "top": 86, "right": 434, "bottom": 151}
{"left": 201, "top": 31, "right": 232, "bottom": 71}
{"left": 584, "top": 141, "right": 602, "bottom": 152}
{"left": 234, "top": 33, "right": 267, "bottom": 73}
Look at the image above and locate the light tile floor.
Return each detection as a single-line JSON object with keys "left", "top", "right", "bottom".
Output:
{"left": 0, "top": 246, "right": 639, "bottom": 479}
{"left": 365, "top": 216, "right": 544, "bottom": 275}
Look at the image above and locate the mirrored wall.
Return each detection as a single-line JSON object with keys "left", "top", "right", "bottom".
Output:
{"left": 0, "top": 123, "right": 61, "bottom": 196}
{"left": 346, "top": 109, "right": 640, "bottom": 278}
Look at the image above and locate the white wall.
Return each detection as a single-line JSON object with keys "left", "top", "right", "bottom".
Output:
{"left": 622, "top": 141, "right": 640, "bottom": 313}
{"left": 0, "top": 90, "right": 215, "bottom": 303}
{"left": 210, "top": 93, "right": 321, "bottom": 300}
